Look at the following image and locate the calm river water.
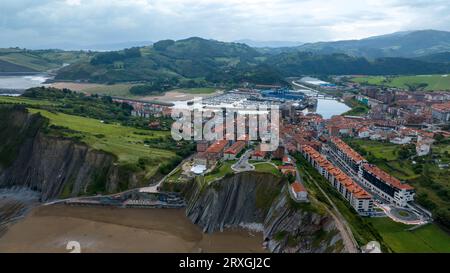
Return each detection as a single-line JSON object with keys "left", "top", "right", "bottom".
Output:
{"left": 0, "top": 74, "right": 50, "bottom": 91}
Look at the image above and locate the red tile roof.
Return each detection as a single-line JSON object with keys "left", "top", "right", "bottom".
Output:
{"left": 282, "top": 156, "right": 292, "bottom": 164}
{"left": 330, "top": 137, "right": 366, "bottom": 163}
{"left": 301, "top": 145, "right": 372, "bottom": 200}
{"left": 206, "top": 140, "right": 228, "bottom": 154}
{"left": 253, "top": 144, "right": 267, "bottom": 157}
{"left": 363, "top": 163, "right": 414, "bottom": 191}
{"left": 224, "top": 141, "right": 245, "bottom": 155}
{"left": 432, "top": 101, "right": 450, "bottom": 112}
{"left": 292, "top": 182, "right": 306, "bottom": 193}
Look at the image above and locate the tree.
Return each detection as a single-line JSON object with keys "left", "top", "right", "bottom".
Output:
{"left": 153, "top": 40, "right": 175, "bottom": 51}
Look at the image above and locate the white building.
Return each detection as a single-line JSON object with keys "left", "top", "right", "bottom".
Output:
{"left": 357, "top": 127, "right": 371, "bottom": 138}
{"left": 416, "top": 142, "right": 431, "bottom": 156}
{"left": 390, "top": 136, "right": 412, "bottom": 145}
{"left": 290, "top": 181, "right": 308, "bottom": 202}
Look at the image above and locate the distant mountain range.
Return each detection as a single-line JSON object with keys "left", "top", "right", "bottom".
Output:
{"left": 295, "top": 30, "right": 450, "bottom": 59}
{"left": 234, "top": 39, "right": 304, "bottom": 48}
{"left": 29, "top": 41, "right": 154, "bottom": 51}
{"left": 2, "top": 30, "right": 450, "bottom": 85}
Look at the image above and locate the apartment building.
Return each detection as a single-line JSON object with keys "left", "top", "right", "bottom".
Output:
{"left": 301, "top": 145, "right": 373, "bottom": 215}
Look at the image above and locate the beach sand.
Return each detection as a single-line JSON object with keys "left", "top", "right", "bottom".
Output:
{"left": 0, "top": 205, "right": 265, "bottom": 253}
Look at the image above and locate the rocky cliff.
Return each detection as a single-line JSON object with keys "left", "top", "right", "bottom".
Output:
{"left": 184, "top": 172, "right": 346, "bottom": 253}
{"left": 0, "top": 105, "right": 137, "bottom": 201}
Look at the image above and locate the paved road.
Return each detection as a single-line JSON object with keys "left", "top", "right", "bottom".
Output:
{"left": 140, "top": 154, "right": 194, "bottom": 193}
{"left": 231, "top": 149, "right": 255, "bottom": 172}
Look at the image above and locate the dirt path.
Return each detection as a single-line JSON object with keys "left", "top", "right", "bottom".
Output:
{"left": 303, "top": 171, "right": 359, "bottom": 253}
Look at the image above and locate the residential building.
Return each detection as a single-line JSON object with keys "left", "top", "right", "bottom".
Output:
{"left": 390, "top": 136, "right": 412, "bottom": 145}
{"left": 326, "top": 137, "right": 414, "bottom": 207}
{"left": 290, "top": 181, "right": 308, "bottom": 202}
{"left": 223, "top": 141, "right": 246, "bottom": 160}
{"left": 361, "top": 164, "right": 415, "bottom": 207}
{"left": 432, "top": 102, "right": 450, "bottom": 123}
{"left": 278, "top": 165, "right": 296, "bottom": 176}
{"left": 205, "top": 140, "right": 229, "bottom": 162}
{"left": 301, "top": 145, "right": 373, "bottom": 215}
{"left": 252, "top": 145, "right": 267, "bottom": 161}
{"left": 328, "top": 137, "right": 366, "bottom": 173}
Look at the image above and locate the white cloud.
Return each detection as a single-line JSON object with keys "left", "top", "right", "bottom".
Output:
{"left": 0, "top": 0, "right": 448, "bottom": 48}
{"left": 66, "top": 0, "right": 81, "bottom": 6}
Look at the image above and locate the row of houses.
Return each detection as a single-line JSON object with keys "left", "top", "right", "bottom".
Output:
{"left": 301, "top": 145, "right": 374, "bottom": 215}
{"left": 327, "top": 137, "right": 415, "bottom": 207}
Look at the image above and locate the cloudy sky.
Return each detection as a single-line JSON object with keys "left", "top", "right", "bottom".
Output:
{"left": 1, "top": 0, "right": 449, "bottom": 48}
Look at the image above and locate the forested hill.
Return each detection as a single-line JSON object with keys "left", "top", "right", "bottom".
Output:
{"left": 266, "top": 52, "right": 450, "bottom": 76}
{"left": 4, "top": 34, "right": 450, "bottom": 85}
{"left": 295, "top": 30, "right": 450, "bottom": 59}
{"left": 54, "top": 37, "right": 282, "bottom": 86}
{"left": 0, "top": 48, "right": 92, "bottom": 73}
{"left": 54, "top": 37, "right": 450, "bottom": 85}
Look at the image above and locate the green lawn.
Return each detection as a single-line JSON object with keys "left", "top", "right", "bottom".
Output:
{"left": 368, "top": 218, "right": 450, "bottom": 253}
{"left": 81, "top": 85, "right": 218, "bottom": 97}
{"left": 351, "top": 76, "right": 386, "bottom": 85}
{"left": 253, "top": 162, "right": 281, "bottom": 177}
{"left": 0, "top": 53, "right": 59, "bottom": 71}
{"left": 28, "top": 109, "right": 175, "bottom": 174}
{"left": 345, "top": 139, "right": 399, "bottom": 161}
{"left": 204, "top": 161, "right": 235, "bottom": 183}
{"left": 82, "top": 84, "right": 138, "bottom": 97}
{"left": 0, "top": 96, "right": 56, "bottom": 107}
{"left": 342, "top": 99, "right": 370, "bottom": 116}
{"left": 351, "top": 75, "right": 450, "bottom": 91}
{"left": 165, "top": 167, "right": 183, "bottom": 183}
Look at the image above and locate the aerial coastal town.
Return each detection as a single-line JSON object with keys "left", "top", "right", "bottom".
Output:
{"left": 104, "top": 75, "right": 450, "bottom": 230}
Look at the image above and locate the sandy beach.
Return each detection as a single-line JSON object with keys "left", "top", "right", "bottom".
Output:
{"left": 48, "top": 82, "right": 222, "bottom": 103}
{"left": 0, "top": 205, "right": 265, "bottom": 253}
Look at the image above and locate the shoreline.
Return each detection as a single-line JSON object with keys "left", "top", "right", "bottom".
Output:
{"left": 0, "top": 204, "right": 266, "bottom": 253}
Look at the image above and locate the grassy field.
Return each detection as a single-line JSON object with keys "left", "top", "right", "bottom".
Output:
{"left": 0, "top": 96, "right": 56, "bottom": 107}
{"left": 51, "top": 83, "right": 219, "bottom": 98}
{"left": 28, "top": 109, "right": 176, "bottom": 175}
{"left": 81, "top": 84, "right": 138, "bottom": 97}
{"left": 253, "top": 162, "right": 281, "bottom": 177}
{"left": 0, "top": 53, "right": 59, "bottom": 71}
{"left": 344, "top": 139, "right": 399, "bottom": 161}
{"left": 204, "top": 161, "right": 235, "bottom": 183}
{"left": 342, "top": 98, "right": 370, "bottom": 116}
{"left": 368, "top": 218, "right": 450, "bottom": 253}
{"left": 351, "top": 75, "right": 450, "bottom": 91}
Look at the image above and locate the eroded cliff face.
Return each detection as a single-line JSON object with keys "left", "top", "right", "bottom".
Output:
{"left": 0, "top": 106, "right": 137, "bottom": 201}
{"left": 184, "top": 172, "right": 346, "bottom": 253}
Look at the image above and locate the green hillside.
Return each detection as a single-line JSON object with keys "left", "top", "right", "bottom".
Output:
{"left": 0, "top": 48, "right": 92, "bottom": 72}
{"left": 0, "top": 87, "right": 192, "bottom": 182}
{"left": 296, "top": 30, "right": 450, "bottom": 59}
{"left": 54, "top": 37, "right": 282, "bottom": 86}
{"left": 55, "top": 37, "right": 450, "bottom": 85}
{"left": 368, "top": 218, "right": 450, "bottom": 253}
{"left": 351, "top": 74, "right": 450, "bottom": 91}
